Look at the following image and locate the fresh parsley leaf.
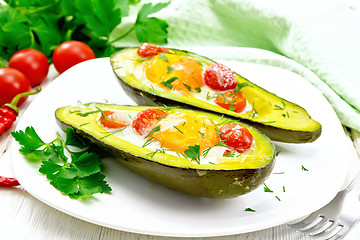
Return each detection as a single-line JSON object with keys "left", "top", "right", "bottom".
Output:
{"left": 135, "top": 2, "right": 170, "bottom": 44}
{"left": 184, "top": 145, "right": 201, "bottom": 164}
{"left": 13, "top": 126, "right": 111, "bottom": 199}
{"left": 65, "top": 128, "right": 87, "bottom": 149}
{"left": 11, "top": 126, "right": 45, "bottom": 150}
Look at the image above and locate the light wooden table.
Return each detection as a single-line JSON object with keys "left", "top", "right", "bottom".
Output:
{"left": 1, "top": 68, "right": 360, "bottom": 240}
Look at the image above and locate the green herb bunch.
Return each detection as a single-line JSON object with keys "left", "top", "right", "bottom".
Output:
{"left": 12, "top": 126, "right": 111, "bottom": 199}
{"left": 0, "top": 0, "right": 170, "bottom": 62}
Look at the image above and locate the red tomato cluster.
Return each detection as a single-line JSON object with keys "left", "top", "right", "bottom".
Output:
{"left": 0, "top": 41, "right": 95, "bottom": 108}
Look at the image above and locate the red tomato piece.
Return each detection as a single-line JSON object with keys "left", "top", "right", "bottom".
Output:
{"left": 204, "top": 63, "right": 237, "bottom": 91}
{"left": 100, "top": 111, "right": 129, "bottom": 129}
{"left": 52, "top": 41, "right": 95, "bottom": 74}
{"left": 137, "top": 43, "right": 169, "bottom": 58}
{"left": 219, "top": 123, "right": 253, "bottom": 153}
{"left": 9, "top": 48, "right": 49, "bottom": 87}
{"left": 132, "top": 108, "right": 167, "bottom": 135}
{"left": 215, "top": 91, "right": 247, "bottom": 113}
{"left": 0, "top": 68, "right": 31, "bottom": 106}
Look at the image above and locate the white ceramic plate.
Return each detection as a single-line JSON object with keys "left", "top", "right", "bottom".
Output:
{"left": 11, "top": 49, "right": 351, "bottom": 237}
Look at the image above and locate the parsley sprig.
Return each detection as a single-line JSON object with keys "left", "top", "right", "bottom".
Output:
{"left": 0, "top": 1, "right": 170, "bottom": 62}
{"left": 12, "top": 126, "right": 111, "bottom": 199}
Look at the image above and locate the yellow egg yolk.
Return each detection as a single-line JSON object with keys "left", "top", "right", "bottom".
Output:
{"left": 144, "top": 54, "right": 204, "bottom": 95}
{"left": 151, "top": 112, "right": 219, "bottom": 154}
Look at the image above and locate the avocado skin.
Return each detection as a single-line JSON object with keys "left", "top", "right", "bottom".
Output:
{"left": 55, "top": 105, "right": 275, "bottom": 199}
{"left": 118, "top": 79, "right": 321, "bottom": 143}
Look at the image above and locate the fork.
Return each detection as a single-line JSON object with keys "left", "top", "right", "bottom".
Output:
{"left": 288, "top": 170, "right": 360, "bottom": 239}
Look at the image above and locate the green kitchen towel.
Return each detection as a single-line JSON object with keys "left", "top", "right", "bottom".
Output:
{"left": 112, "top": 0, "right": 360, "bottom": 131}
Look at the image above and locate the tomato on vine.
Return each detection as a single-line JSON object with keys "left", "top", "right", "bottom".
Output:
{"left": 52, "top": 41, "right": 95, "bottom": 74}
{"left": 9, "top": 49, "right": 49, "bottom": 87}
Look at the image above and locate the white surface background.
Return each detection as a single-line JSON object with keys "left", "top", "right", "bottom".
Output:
{"left": 1, "top": 51, "right": 360, "bottom": 239}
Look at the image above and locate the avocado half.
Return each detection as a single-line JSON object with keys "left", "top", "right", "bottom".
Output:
{"left": 55, "top": 103, "right": 275, "bottom": 199}
{"left": 110, "top": 48, "right": 322, "bottom": 143}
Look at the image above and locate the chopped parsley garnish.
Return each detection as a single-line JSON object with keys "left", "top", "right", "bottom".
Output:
{"left": 100, "top": 127, "right": 126, "bottom": 139}
{"left": 137, "top": 57, "right": 150, "bottom": 62}
{"left": 76, "top": 110, "right": 100, "bottom": 117}
{"left": 161, "top": 77, "right": 178, "bottom": 89}
{"left": 79, "top": 122, "right": 89, "bottom": 127}
{"left": 198, "top": 131, "right": 205, "bottom": 140}
{"left": 183, "top": 83, "right": 192, "bottom": 91}
{"left": 142, "top": 137, "right": 156, "bottom": 148}
{"left": 167, "top": 65, "right": 174, "bottom": 73}
{"left": 215, "top": 139, "right": 228, "bottom": 147}
{"left": 184, "top": 145, "right": 201, "bottom": 164}
{"left": 245, "top": 208, "right": 256, "bottom": 212}
{"left": 145, "top": 125, "right": 161, "bottom": 138}
{"left": 229, "top": 103, "right": 236, "bottom": 112}
{"left": 283, "top": 186, "right": 286, "bottom": 192}
{"left": 223, "top": 151, "right": 236, "bottom": 158}
{"left": 263, "top": 183, "right": 273, "bottom": 192}
{"left": 275, "top": 196, "right": 281, "bottom": 201}
{"left": 202, "top": 147, "right": 212, "bottom": 158}
{"left": 173, "top": 126, "right": 183, "bottom": 134}
{"left": 275, "top": 151, "right": 281, "bottom": 156}
{"left": 302, "top": 165, "right": 309, "bottom": 171}
{"left": 195, "top": 87, "right": 201, "bottom": 93}
{"left": 158, "top": 52, "right": 168, "bottom": 62}
{"left": 12, "top": 127, "right": 111, "bottom": 199}
{"left": 206, "top": 92, "right": 215, "bottom": 101}
{"left": 234, "top": 82, "right": 252, "bottom": 93}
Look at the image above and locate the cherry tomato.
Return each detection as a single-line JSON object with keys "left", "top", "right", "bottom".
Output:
{"left": 219, "top": 123, "right": 253, "bottom": 153}
{"left": 215, "top": 91, "right": 247, "bottom": 113}
{"left": 0, "top": 68, "right": 31, "bottom": 106}
{"left": 100, "top": 111, "right": 129, "bottom": 129}
{"left": 204, "top": 63, "right": 237, "bottom": 91}
{"left": 132, "top": 108, "right": 167, "bottom": 135}
{"left": 52, "top": 41, "right": 95, "bottom": 74}
{"left": 9, "top": 48, "right": 49, "bottom": 87}
{"left": 137, "top": 43, "right": 169, "bottom": 58}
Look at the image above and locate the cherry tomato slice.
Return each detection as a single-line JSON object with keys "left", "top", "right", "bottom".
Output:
{"left": 215, "top": 91, "right": 247, "bottom": 113}
{"left": 137, "top": 43, "right": 169, "bottom": 58}
{"left": 100, "top": 111, "right": 129, "bottom": 129}
{"left": 204, "top": 63, "right": 237, "bottom": 91}
{"left": 9, "top": 48, "right": 49, "bottom": 87}
{"left": 132, "top": 108, "right": 167, "bottom": 135}
{"left": 219, "top": 123, "right": 253, "bottom": 153}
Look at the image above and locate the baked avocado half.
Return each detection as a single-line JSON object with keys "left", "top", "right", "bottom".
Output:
{"left": 110, "top": 47, "right": 321, "bottom": 143}
{"left": 55, "top": 103, "right": 275, "bottom": 199}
